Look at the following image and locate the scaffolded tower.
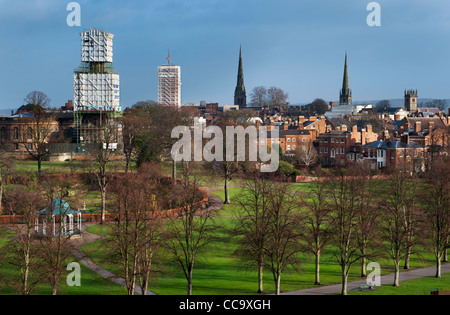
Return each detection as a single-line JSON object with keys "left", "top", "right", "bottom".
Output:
{"left": 73, "top": 29, "right": 122, "bottom": 147}
{"left": 158, "top": 48, "right": 182, "bottom": 108}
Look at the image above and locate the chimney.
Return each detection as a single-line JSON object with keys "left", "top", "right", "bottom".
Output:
{"left": 361, "top": 128, "right": 367, "bottom": 145}
{"left": 415, "top": 121, "right": 421, "bottom": 133}
{"left": 284, "top": 122, "right": 289, "bottom": 130}
{"left": 341, "top": 124, "right": 347, "bottom": 132}
{"left": 401, "top": 133, "right": 410, "bottom": 145}
{"left": 352, "top": 125, "right": 358, "bottom": 134}
{"left": 429, "top": 121, "right": 434, "bottom": 132}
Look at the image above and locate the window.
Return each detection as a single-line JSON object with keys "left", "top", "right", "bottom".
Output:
{"left": 287, "top": 145, "right": 291, "bottom": 151}
{"left": 331, "top": 138, "right": 335, "bottom": 143}
{"left": 292, "top": 138, "right": 296, "bottom": 142}
{"left": 341, "top": 139, "right": 345, "bottom": 143}
{"left": 331, "top": 148, "right": 336, "bottom": 158}
{"left": 324, "top": 147, "right": 328, "bottom": 153}
{"left": 302, "top": 138, "right": 306, "bottom": 142}
{"left": 292, "top": 145, "right": 296, "bottom": 150}
{"left": 340, "top": 147, "right": 344, "bottom": 154}
{"left": 324, "top": 138, "right": 328, "bottom": 143}
{"left": 14, "top": 128, "right": 19, "bottom": 140}
{"left": 287, "top": 138, "right": 291, "bottom": 142}
{"left": 1, "top": 128, "right": 7, "bottom": 141}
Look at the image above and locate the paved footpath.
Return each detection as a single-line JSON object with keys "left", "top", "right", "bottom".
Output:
{"left": 282, "top": 263, "right": 450, "bottom": 295}
{"left": 70, "top": 224, "right": 158, "bottom": 295}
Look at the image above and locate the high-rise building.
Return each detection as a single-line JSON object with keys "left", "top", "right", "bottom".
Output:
{"left": 405, "top": 89, "right": 418, "bottom": 112}
{"left": 234, "top": 47, "right": 247, "bottom": 108}
{"left": 73, "top": 29, "right": 122, "bottom": 147}
{"left": 73, "top": 29, "right": 121, "bottom": 112}
{"left": 339, "top": 53, "right": 352, "bottom": 105}
{"left": 158, "top": 49, "right": 181, "bottom": 108}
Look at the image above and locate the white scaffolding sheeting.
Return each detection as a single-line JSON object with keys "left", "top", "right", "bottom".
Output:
{"left": 81, "top": 29, "right": 114, "bottom": 63}
{"left": 73, "top": 73, "right": 121, "bottom": 111}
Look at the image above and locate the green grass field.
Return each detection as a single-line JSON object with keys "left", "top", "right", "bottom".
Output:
{"left": 0, "top": 228, "right": 127, "bottom": 295}
{"left": 82, "top": 186, "right": 446, "bottom": 296}
{"left": 348, "top": 274, "right": 450, "bottom": 295}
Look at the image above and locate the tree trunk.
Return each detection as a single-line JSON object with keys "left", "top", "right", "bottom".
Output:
{"left": 275, "top": 272, "right": 281, "bottom": 296}
{"left": 404, "top": 247, "right": 411, "bottom": 270}
{"left": 0, "top": 182, "right": 3, "bottom": 215}
{"left": 101, "top": 187, "right": 106, "bottom": 224}
{"left": 315, "top": 251, "right": 321, "bottom": 285}
{"left": 436, "top": 254, "right": 442, "bottom": 278}
{"left": 393, "top": 261, "right": 400, "bottom": 287}
{"left": 172, "top": 160, "right": 177, "bottom": 184}
{"left": 444, "top": 238, "right": 448, "bottom": 262}
{"left": 257, "top": 261, "right": 264, "bottom": 294}
{"left": 38, "top": 158, "right": 42, "bottom": 176}
{"left": 187, "top": 268, "right": 193, "bottom": 296}
{"left": 361, "top": 248, "right": 367, "bottom": 277}
{"left": 341, "top": 266, "right": 348, "bottom": 296}
{"left": 224, "top": 177, "right": 230, "bottom": 204}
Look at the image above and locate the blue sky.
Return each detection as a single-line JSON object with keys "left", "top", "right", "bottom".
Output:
{"left": 0, "top": 0, "right": 450, "bottom": 110}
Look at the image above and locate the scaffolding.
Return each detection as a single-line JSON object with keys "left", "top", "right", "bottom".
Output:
{"left": 73, "top": 29, "right": 123, "bottom": 150}
{"left": 74, "top": 110, "right": 122, "bottom": 146}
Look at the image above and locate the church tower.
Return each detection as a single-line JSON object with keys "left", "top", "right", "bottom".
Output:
{"left": 339, "top": 53, "right": 352, "bottom": 105}
{"left": 404, "top": 89, "right": 418, "bottom": 112}
{"left": 234, "top": 47, "right": 247, "bottom": 108}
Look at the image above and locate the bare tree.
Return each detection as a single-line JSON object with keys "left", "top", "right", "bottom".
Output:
{"left": 250, "top": 86, "right": 268, "bottom": 108}
{"left": 0, "top": 188, "right": 43, "bottom": 295}
{"left": 264, "top": 184, "right": 302, "bottom": 295}
{"left": 85, "top": 120, "right": 119, "bottom": 224}
{"left": 422, "top": 157, "right": 450, "bottom": 278}
{"left": 165, "top": 164, "right": 216, "bottom": 295}
{"left": 300, "top": 172, "right": 332, "bottom": 285}
{"left": 234, "top": 177, "right": 273, "bottom": 293}
{"left": 294, "top": 140, "right": 318, "bottom": 167}
{"left": 20, "top": 92, "right": 58, "bottom": 175}
{"left": 310, "top": 98, "right": 329, "bottom": 115}
{"left": 267, "top": 87, "right": 289, "bottom": 109}
{"left": 37, "top": 180, "right": 75, "bottom": 295}
{"left": 379, "top": 165, "right": 419, "bottom": 286}
{"left": 0, "top": 156, "right": 14, "bottom": 214}
{"left": 328, "top": 167, "right": 362, "bottom": 295}
{"left": 354, "top": 169, "right": 380, "bottom": 277}
{"left": 121, "top": 112, "right": 148, "bottom": 173}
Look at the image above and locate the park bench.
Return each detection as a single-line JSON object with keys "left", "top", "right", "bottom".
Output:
{"left": 356, "top": 284, "right": 374, "bottom": 291}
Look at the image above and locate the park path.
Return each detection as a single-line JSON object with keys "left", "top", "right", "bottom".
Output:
{"left": 281, "top": 263, "right": 450, "bottom": 295}
{"left": 69, "top": 224, "right": 158, "bottom": 295}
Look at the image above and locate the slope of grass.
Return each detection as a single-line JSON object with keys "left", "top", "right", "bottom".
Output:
{"left": 0, "top": 228, "right": 126, "bottom": 295}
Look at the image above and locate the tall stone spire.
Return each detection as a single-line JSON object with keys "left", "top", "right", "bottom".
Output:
{"left": 234, "top": 46, "right": 247, "bottom": 107}
{"left": 339, "top": 53, "right": 352, "bottom": 105}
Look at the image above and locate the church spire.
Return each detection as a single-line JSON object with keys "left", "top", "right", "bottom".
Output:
{"left": 339, "top": 53, "right": 352, "bottom": 105}
{"left": 234, "top": 46, "right": 247, "bottom": 107}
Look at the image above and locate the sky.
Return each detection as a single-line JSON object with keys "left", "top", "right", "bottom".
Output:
{"left": 0, "top": 0, "right": 450, "bottom": 111}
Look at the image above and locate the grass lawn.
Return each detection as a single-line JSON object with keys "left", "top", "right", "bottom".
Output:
{"left": 83, "top": 213, "right": 443, "bottom": 296}
{"left": 348, "top": 274, "right": 450, "bottom": 295}
{"left": 0, "top": 228, "right": 127, "bottom": 295}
